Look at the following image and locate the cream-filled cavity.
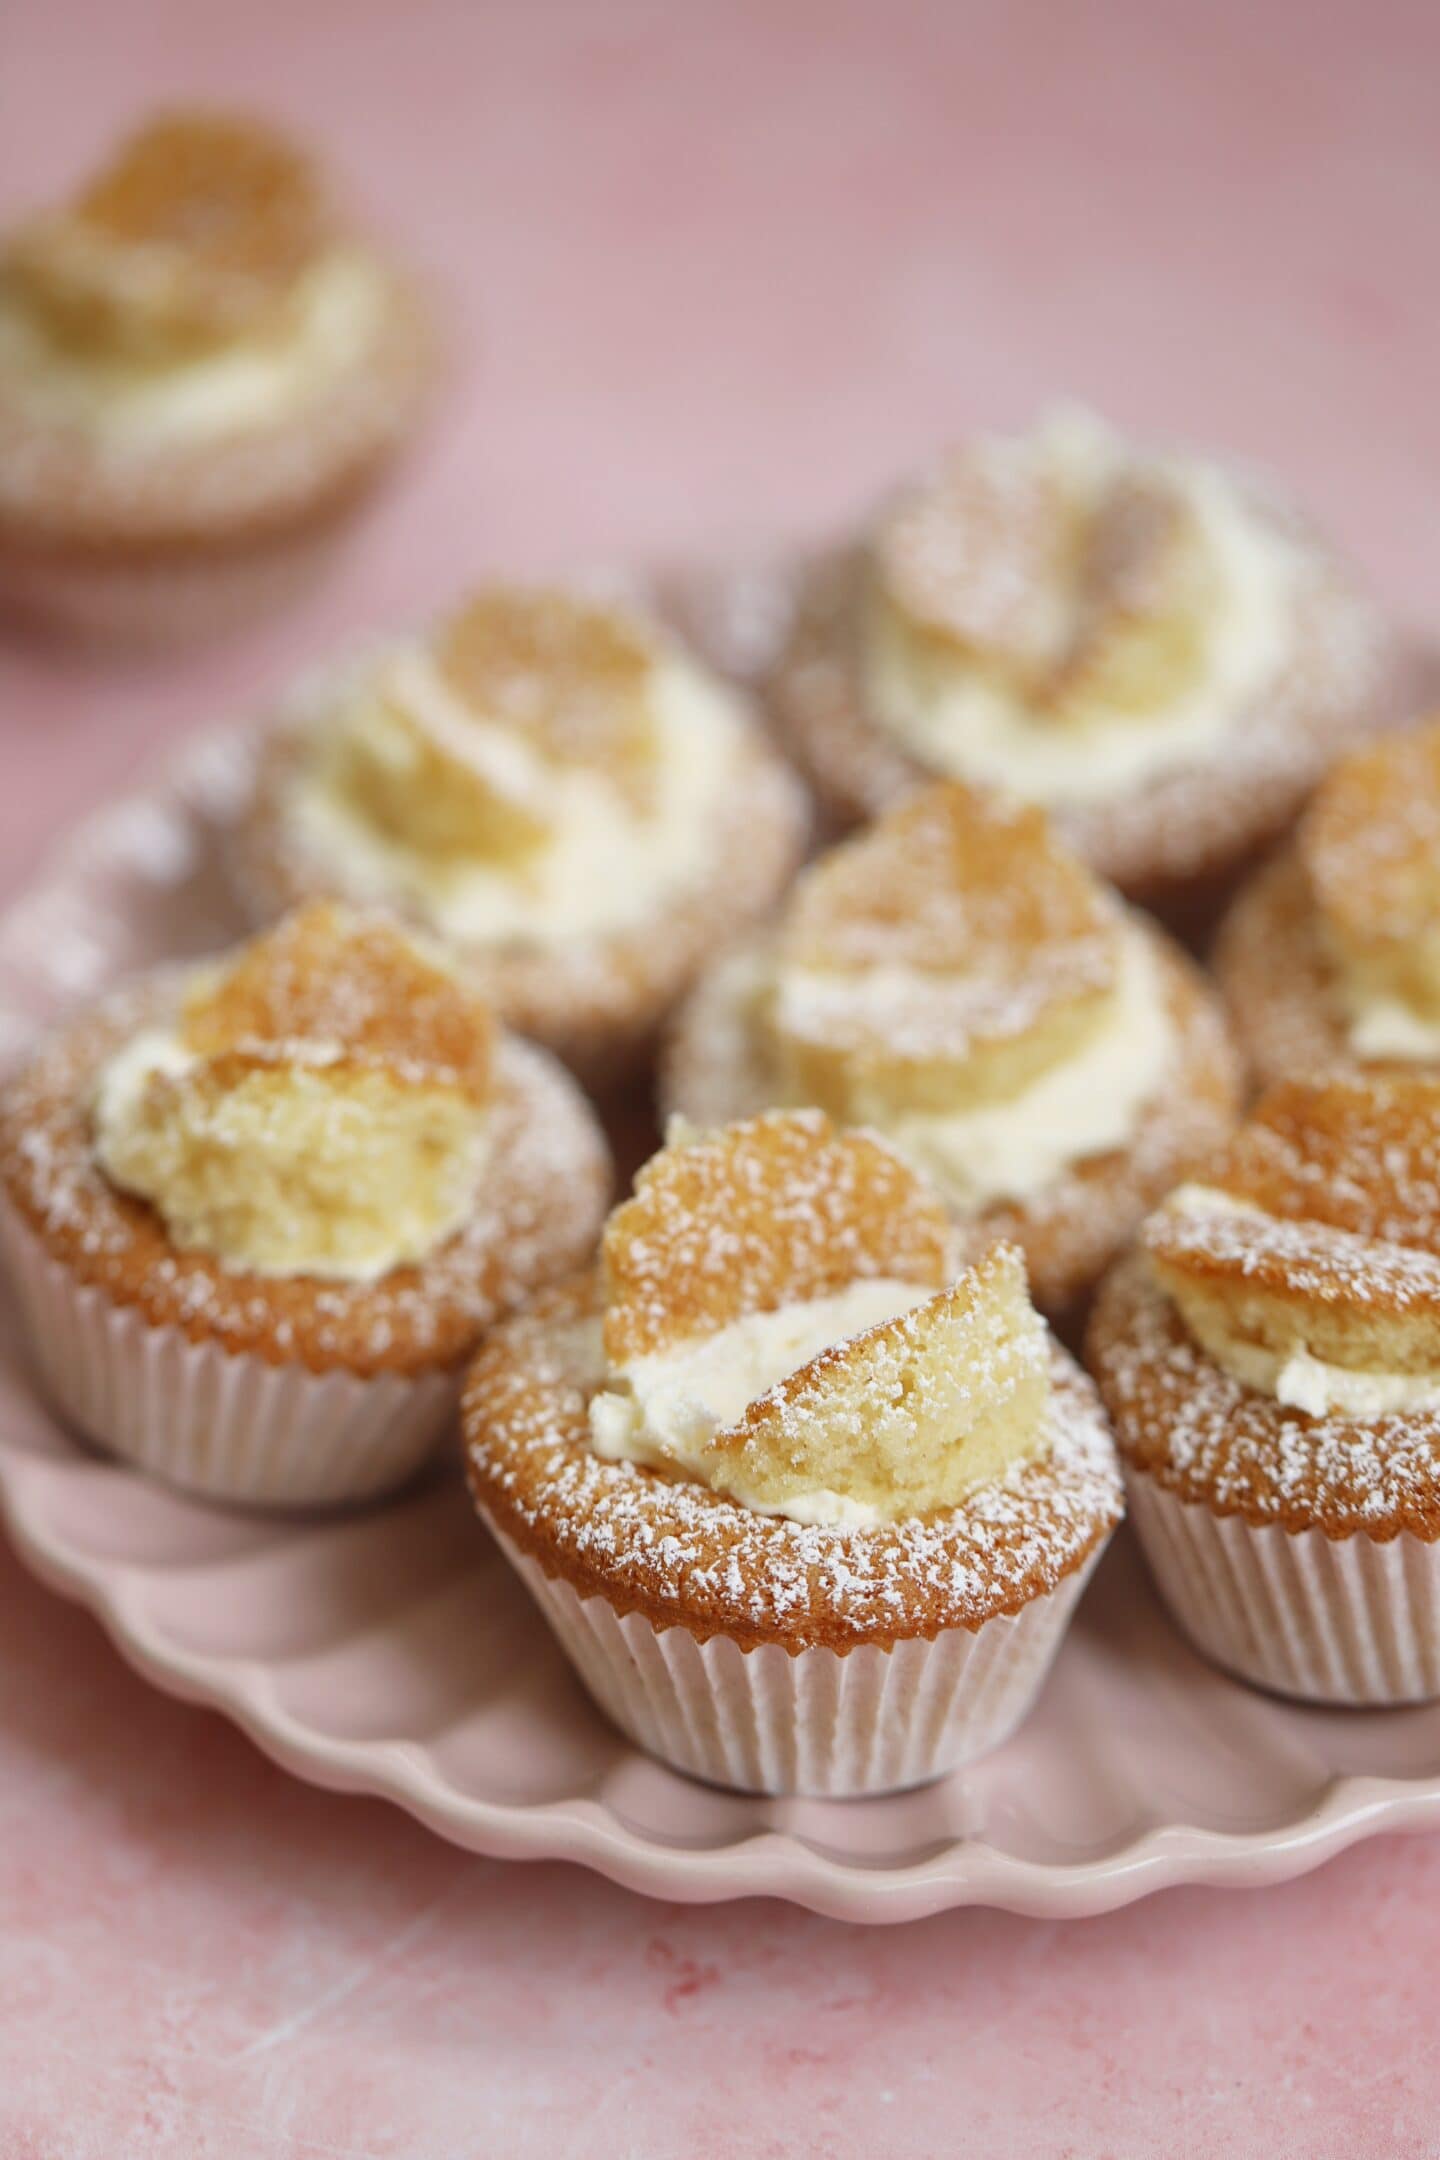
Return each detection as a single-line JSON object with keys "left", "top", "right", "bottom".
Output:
{"left": 864, "top": 411, "right": 1307, "bottom": 806}
{"left": 283, "top": 646, "right": 743, "bottom": 946}
{"left": 94, "top": 1019, "right": 491, "bottom": 1282}
{"left": 0, "top": 250, "right": 390, "bottom": 450}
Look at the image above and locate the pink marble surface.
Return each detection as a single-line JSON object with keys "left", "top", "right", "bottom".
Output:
{"left": 4, "top": 1, "right": 1440, "bottom": 2151}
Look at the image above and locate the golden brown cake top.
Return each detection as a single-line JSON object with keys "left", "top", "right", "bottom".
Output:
{"left": 263, "top": 580, "right": 791, "bottom": 981}
{"left": 1146, "top": 1077, "right": 1440, "bottom": 1360}
{"left": 71, "top": 115, "right": 323, "bottom": 276}
{"left": 1094, "top": 1076, "right": 1440, "bottom": 1533}
{"left": 1298, "top": 715, "right": 1440, "bottom": 1040}
{"left": 1089, "top": 1251, "right": 1440, "bottom": 1539}
{"left": 873, "top": 439, "right": 1078, "bottom": 690}
{"left": 1038, "top": 473, "right": 1222, "bottom": 724}
{"left": 5, "top": 111, "right": 334, "bottom": 359}
{"left": 600, "top": 1108, "right": 955, "bottom": 1363}
{"left": 1150, "top": 1077, "right": 1440, "bottom": 1269}
{"left": 1301, "top": 718, "right": 1440, "bottom": 953}
{"left": 780, "top": 781, "right": 1113, "bottom": 980}
{"left": 434, "top": 587, "right": 661, "bottom": 806}
{"left": 0, "top": 966, "right": 610, "bottom": 1374}
{"left": 764, "top": 782, "right": 1123, "bottom": 1119}
{"left": 872, "top": 430, "right": 1225, "bottom": 726}
{"left": 465, "top": 1275, "right": 1122, "bottom": 1649}
{"left": 304, "top": 589, "right": 679, "bottom": 897}
{"left": 87, "top": 904, "right": 502, "bottom": 1284}
{"left": 181, "top": 900, "right": 494, "bottom": 1104}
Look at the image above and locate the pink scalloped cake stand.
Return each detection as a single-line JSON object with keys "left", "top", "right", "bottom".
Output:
{"left": 5, "top": 701, "right": 1440, "bottom": 1924}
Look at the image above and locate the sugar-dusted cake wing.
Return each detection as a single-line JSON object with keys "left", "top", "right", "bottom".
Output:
{"left": 873, "top": 441, "right": 1077, "bottom": 689}
{"left": 1300, "top": 716, "right": 1440, "bottom": 1025}
{"left": 1041, "top": 472, "right": 1221, "bottom": 723}
{"left": 318, "top": 587, "right": 669, "bottom": 881}
{"left": 181, "top": 900, "right": 494, "bottom": 1101}
{"left": 706, "top": 1242, "right": 1051, "bottom": 1519}
{"left": 5, "top": 111, "right": 331, "bottom": 357}
{"left": 766, "top": 782, "right": 1121, "bottom": 1117}
{"left": 1187, "top": 1076, "right": 1440, "bottom": 1248}
{"left": 435, "top": 587, "right": 662, "bottom": 809}
{"left": 780, "top": 781, "right": 1110, "bottom": 979}
{"left": 1146, "top": 1076, "right": 1440, "bottom": 1378}
{"left": 328, "top": 678, "right": 554, "bottom": 868}
{"left": 875, "top": 431, "right": 1220, "bottom": 728}
{"left": 600, "top": 1109, "right": 955, "bottom": 1363}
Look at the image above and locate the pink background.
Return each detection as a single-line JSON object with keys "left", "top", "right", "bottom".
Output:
{"left": 4, "top": 1, "right": 1440, "bottom": 2151}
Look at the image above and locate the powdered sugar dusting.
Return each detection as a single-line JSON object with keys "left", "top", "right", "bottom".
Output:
{"left": 1148, "top": 1201, "right": 1440, "bottom": 1320}
{"left": 182, "top": 900, "right": 495, "bottom": 1102}
{"left": 466, "top": 1280, "right": 1122, "bottom": 1649}
{"left": 1302, "top": 718, "right": 1440, "bottom": 946}
{"left": 0, "top": 970, "right": 610, "bottom": 1377}
{"left": 1200, "top": 1076, "right": 1440, "bottom": 1252}
{"left": 664, "top": 924, "right": 1242, "bottom": 1316}
{"left": 783, "top": 782, "right": 1114, "bottom": 974}
{"left": 1214, "top": 850, "right": 1360, "bottom": 1089}
{"left": 226, "top": 666, "right": 809, "bottom": 1087}
{"left": 1090, "top": 1255, "right": 1440, "bottom": 1537}
{"left": 771, "top": 473, "right": 1401, "bottom": 902}
{"left": 772, "top": 782, "right": 1119, "bottom": 1066}
{"left": 602, "top": 1109, "right": 955, "bottom": 1361}
{"left": 874, "top": 439, "right": 1069, "bottom": 665}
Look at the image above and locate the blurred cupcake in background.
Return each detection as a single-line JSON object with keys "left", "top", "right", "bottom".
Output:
{"left": 1216, "top": 714, "right": 1440, "bottom": 1089}
{"left": 768, "top": 407, "right": 1406, "bottom": 924}
{"left": 228, "top": 583, "right": 810, "bottom": 1087}
{"left": 664, "top": 780, "right": 1241, "bottom": 1321}
{"left": 0, "top": 109, "right": 439, "bottom": 643}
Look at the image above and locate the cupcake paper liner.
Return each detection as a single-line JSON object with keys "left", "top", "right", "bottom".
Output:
{"left": 1, "top": 1200, "right": 457, "bottom": 1508}
{"left": 484, "top": 1513, "right": 1102, "bottom": 1796}
{"left": 1125, "top": 1469, "right": 1440, "bottom": 1706}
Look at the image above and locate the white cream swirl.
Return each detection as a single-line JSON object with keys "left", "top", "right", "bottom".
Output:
{"left": 865, "top": 410, "right": 1306, "bottom": 806}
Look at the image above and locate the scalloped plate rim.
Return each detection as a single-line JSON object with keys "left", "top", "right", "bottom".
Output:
{"left": 4, "top": 1447, "right": 1440, "bottom": 1921}
{"left": 4, "top": 606, "right": 1440, "bottom": 1921}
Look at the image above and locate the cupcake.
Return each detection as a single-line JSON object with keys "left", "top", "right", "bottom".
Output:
{"left": 464, "top": 1111, "right": 1122, "bottom": 1795}
{"left": 1216, "top": 714, "right": 1440, "bottom": 1087}
{"left": 1088, "top": 1076, "right": 1440, "bottom": 1704}
{"left": 0, "top": 110, "right": 437, "bottom": 642}
{"left": 0, "top": 902, "right": 610, "bottom": 1507}
{"left": 768, "top": 407, "right": 1401, "bottom": 920}
{"left": 227, "top": 582, "right": 810, "bottom": 1086}
{"left": 664, "top": 781, "right": 1242, "bottom": 1321}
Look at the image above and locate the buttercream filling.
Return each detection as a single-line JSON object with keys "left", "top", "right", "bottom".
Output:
{"left": 285, "top": 647, "right": 741, "bottom": 946}
{"left": 768, "top": 928, "right": 1171, "bottom": 1210}
{"left": 864, "top": 411, "right": 1305, "bottom": 806}
{"left": 1341, "top": 985, "right": 1440, "bottom": 1064}
{"left": 587, "top": 1278, "right": 930, "bottom": 1525}
{"left": 0, "top": 248, "right": 388, "bottom": 447}
{"left": 1191, "top": 1332, "right": 1440, "bottom": 1419}
{"left": 1158, "top": 1185, "right": 1440, "bottom": 1417}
